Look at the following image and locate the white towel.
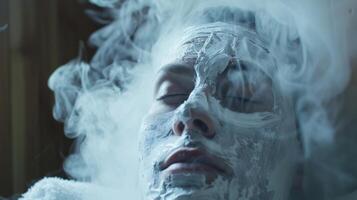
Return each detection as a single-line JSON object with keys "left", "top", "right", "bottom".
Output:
{"left": 20, "top": 177, "right": 113, "bottom": 200}
{"left": 21, "top": 177, "right": 357, "bottom": 200}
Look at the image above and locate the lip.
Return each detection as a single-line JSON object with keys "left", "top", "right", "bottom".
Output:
{"left": 160, "top": 147, "right": 232, "bottom": 176}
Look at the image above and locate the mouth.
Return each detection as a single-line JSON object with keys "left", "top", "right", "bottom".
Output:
{"left": 160, "top": 147, "right": 232, "bottom": 177}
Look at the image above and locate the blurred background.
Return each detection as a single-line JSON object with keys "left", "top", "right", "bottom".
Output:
{"left": 0, "top": 0, "right": 356, "bottom": 199}
{"left": 0, "top": 0, "right": 100, "bottom": 198}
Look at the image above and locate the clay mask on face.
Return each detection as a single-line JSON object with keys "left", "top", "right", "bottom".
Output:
{"left": 139, "top": 23, "right": 300, "bottom": 200}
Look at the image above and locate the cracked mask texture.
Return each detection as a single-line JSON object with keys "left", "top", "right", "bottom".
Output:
{"left": 139, "top": 23, "right": 300, "bottom": 200}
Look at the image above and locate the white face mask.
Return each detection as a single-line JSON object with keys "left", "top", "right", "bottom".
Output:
{"left": 139, "top": 23, "right": 300, "bottom": 200}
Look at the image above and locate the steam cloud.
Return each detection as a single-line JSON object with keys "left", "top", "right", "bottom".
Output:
{"left": 0, "top": 24, "right": 8, "bottom": 31}
{"left": 48, "top": 0, "right": 356, "bottom": 199}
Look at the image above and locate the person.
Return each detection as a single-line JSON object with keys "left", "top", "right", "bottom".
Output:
{"left": 138, "top": 8, "right": 301, "bottom": 200}
{"left": 21, "top": 1, "right": 356, "bottom": 200}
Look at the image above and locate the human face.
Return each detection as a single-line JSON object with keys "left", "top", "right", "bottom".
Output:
{"left": 139, "top": 23, "right": 300, "bottom": 200}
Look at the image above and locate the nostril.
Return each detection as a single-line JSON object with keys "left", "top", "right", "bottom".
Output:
{"left": 172, "top": 112, "right": 215, "bottom": 138}
{"left": 176, "top": 121, "right": 185, "bottom": 134}
{"left": 193, "top": 119, "right": 209, "bottom": 133}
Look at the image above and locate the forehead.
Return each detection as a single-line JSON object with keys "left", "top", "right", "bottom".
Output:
{"left": 179, "top": 23, "right": 266, "bottom": 49}
{"left": 155, "top": 23, "right": 276, "bottom": 80}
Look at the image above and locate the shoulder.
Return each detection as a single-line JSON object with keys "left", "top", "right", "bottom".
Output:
{"left": 20, "top": 177, "right": 90, "bottom": 200}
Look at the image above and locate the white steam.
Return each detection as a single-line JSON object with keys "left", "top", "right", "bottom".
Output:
{"left": 48, "top": 0, "right": 356, "bottom": 199}
{"left": 0, "top": 24, "right": 8, "bottom": 31}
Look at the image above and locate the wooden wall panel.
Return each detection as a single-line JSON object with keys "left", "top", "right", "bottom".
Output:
{"left": 0, "top": 0, "right": 98, "bottom": 197}
{"left": 0, "top": 0, "right": 13, "bottom": 197}
{"left": 9, "top": 0, "right": 28, "bottom": 193}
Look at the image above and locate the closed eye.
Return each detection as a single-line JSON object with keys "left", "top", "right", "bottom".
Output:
{"left": 156, "top": 93, "right": 190, "bottom": 100}
{"left": 220, "top": 96, "right": 270, "bottom": 113}
{"left": 224, "top": 96, "right": 261, "bottom": 104}
{"left": 156, "top": 93, "right": 190, "bottom": 107}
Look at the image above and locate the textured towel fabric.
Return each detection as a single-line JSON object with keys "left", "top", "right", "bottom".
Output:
{"left": 20, "top": 177, "right": 357, "bottom": 200}
{"left": 20, "top": 177, "right": 107, "bottom": 200}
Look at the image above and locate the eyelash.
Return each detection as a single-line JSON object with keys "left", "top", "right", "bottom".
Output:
{"left": 156, "top": 93, "right": 189, "bottom": 101}
{"left": 224, "top": 96, "right": 258, "bottom": 104}
{"left": 156, "top": 94, "right": 259, "bottom": 104}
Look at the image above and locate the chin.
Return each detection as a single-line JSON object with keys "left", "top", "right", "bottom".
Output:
{"left": 146, "top": 173, "right": 230, "bottom": 200}
{"left": 157, "top": 187, "right": 226, "bottom": 200}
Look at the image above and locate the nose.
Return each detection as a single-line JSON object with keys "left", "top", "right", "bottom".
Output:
{"left": 172, "top": 110, "right": 215, "bottom": 139}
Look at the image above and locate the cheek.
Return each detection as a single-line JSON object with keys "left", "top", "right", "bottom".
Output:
{"left": 147, "top": 98, "right": 178, "bottom": 116}
{"left": 139, "top": 111, "right": 175, "bottom": 161}
{"left": 216, "top": 121, "right": 297, "bottom": 172}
